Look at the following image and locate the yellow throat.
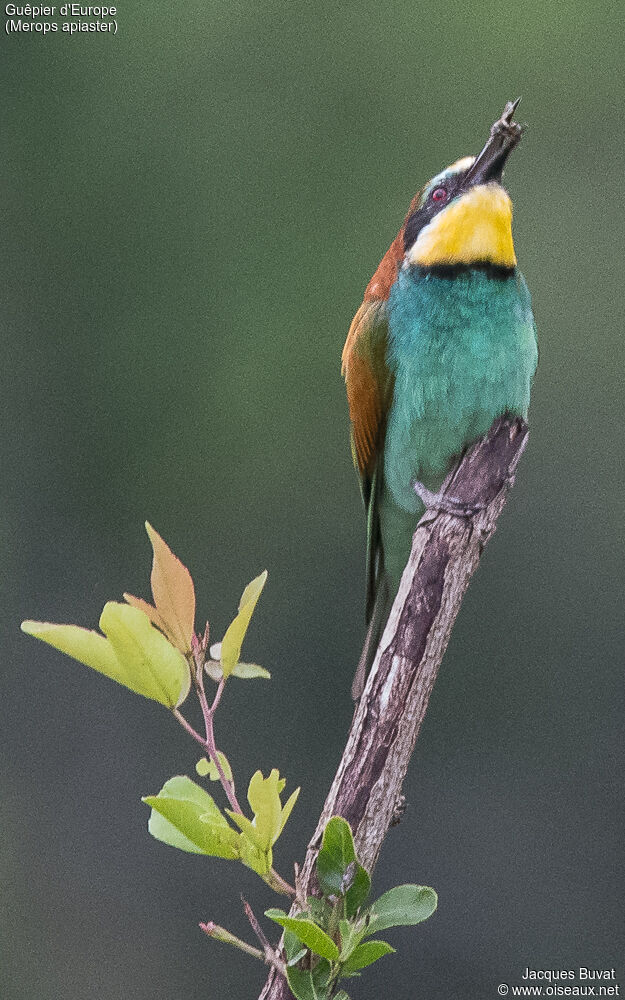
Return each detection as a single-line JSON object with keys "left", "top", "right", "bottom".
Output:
{"left": 408, "top": 184, "right": 516, "bottom": 268}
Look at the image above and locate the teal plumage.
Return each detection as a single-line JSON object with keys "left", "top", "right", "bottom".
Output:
{"left": 381, "top": 268, "right": 536, "bottom": 587}
{"left": 343, "top": 102, "right": 537, "bottom": 697}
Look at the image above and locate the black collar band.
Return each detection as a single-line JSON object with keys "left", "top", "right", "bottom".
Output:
{"left": 413, "top": 262, "right": 516, "bottom": 281}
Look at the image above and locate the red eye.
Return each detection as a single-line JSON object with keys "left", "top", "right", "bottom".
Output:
{"left": 431, "top": 187, "right": 448, "bottom": 203}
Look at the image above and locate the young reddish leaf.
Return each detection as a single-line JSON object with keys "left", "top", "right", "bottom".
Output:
{"left": 123, "top": 593, "right": 167, "bottom": 633}
{"left": 145, "top": 522, "right": 196, "bottom": 654}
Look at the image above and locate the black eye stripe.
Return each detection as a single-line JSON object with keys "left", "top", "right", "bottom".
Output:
{"left": 403, "top": 171, "right": 466, "bottom": 252}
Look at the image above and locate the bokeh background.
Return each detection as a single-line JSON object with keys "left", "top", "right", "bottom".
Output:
{"left": 2, "top": 2, "right": 624, "bottom": 998}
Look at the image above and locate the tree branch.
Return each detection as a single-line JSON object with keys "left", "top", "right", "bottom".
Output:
{"left": 258, "top": 415, "right": 529, "bottom": 999}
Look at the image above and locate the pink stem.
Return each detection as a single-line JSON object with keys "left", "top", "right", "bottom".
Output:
{"left": 210, "top": 678, "right": 226, "bottom": 714}
{"left": 172, "top": 708, "right": 206, "bottom": 750}
{"left": 180, "top": 660, "right": 243, "bottom": 815}
{"left": 204, "top": 702, "right": 242, "bottom": 814}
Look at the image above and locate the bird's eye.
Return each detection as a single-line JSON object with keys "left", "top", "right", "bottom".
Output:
{"left": 431, "top": 187, "right": 448, "bottom": 203}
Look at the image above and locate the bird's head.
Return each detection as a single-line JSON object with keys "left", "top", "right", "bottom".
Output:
{"left": 404, "top": 99, "right": 523, "bottom": 272}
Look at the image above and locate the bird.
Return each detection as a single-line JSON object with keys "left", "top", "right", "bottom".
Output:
{"left": 343, "top": 100, "right": 538, "bottom": 699}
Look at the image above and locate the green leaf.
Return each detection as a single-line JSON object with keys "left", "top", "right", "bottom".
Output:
{"left": 278, "top": 785, "right": 300, "bottom": 837}
{"left": 225, "top": 809, "right": 272, "bottom": 875}
{"left": 316, "top": 816, "right": 356, "bottom": 898}
{"left": 286, "top": 958, "right": 332, "bottom": 1000}
{"left": 345, "top": 863, "right": 371, "bottom": 917}
{"left": 341, "top": 939, "right": 395, "bottom": 975}
{"left": 143, "top": 775, "right": 239, "bottom": 858}
{"left": 225, "top": 809, "right": 266, "bottom": 851}
{"left": 306, "top": 896, "right": 332, "bottom": 929}
{"left": 234, "top": 769, "right": 298, "bottom": 853}
{"left": 21, "top": 620, "right": 122, "bottom": 681}
{"left": 22, "top": 603, "right": 191, "bottom": 708}
{"left": 311, "top": 958, "right": 332, "bottom": 994}
{"left": 237, "top": 828, "right": 272, "bottom": 876}
{"left": 366, "top": 884, "right": 438, "bottom": 935}
{"left": 284, "top": 928, "right": 307, "bottom": 965}
{"left": 264, "top": 911, "right": 339, "bottom": 963}
{"left": 338, "top": 918, "right": 367, "bottom": 961}
{"left": 239, "top": 841, "right": 271, "bottom": 876}
{"left": 286, "top": 963, "right": 330, "bottom": 1000}
{"left": 225, "top": 768, "right": 297, "bottom": 875}
{"left": 286, "top": 947, "right": 308, "bottom": 967}
{"left": 285, "top": 967, "right": 316, "bottom": 1000}
{"left": 333, "top": 992, "right": 351, "bottom": 1000}
{"left": 205, "top": 653, "right": 271, "bottom": 681}
{"left": 230, "top": 662, "right": 271, "bottom": 679}
{"left": 195, "top": 752, "right": 233, "bottom": 781}
{"left": 220, "top": 571, "right": 267, "bottom": 678}
{"left": 100, "top": 603, "right": 191, "bottom": 706}
{"left": 247, "top": 769, "right": 282, "bottom": 850}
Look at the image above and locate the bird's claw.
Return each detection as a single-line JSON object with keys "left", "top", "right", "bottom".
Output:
{"left": 413, "top": 480, "right": 486, "bottom": 518}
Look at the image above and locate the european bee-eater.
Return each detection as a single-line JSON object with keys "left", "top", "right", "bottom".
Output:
{"left": 343, "top": 100, "right": 538, "bottom": 698}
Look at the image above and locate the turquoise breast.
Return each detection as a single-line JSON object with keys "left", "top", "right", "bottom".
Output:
{"left": 385, "top": 266, "right": 537, "bottom": 514}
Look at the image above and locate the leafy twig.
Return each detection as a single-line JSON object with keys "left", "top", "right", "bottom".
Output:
{"left": 172, "top": 702, "right": 296, "bottom": 899}
{"left": 191, "top": 650, "right": 242, "bottom": 812}
{"left": 199, "top": 921, "right": 264, "bottom": 962}
{"left": 242, "top": 896, "right": 286, "bottom": 976}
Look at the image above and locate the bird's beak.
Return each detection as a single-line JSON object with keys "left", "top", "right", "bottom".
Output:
{"left": 462, "top": 98, "right": 523, "bottom": 188}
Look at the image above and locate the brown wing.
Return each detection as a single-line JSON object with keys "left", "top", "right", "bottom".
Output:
{"left": 342, "top": 295, "right": 394, "bottom": 621}
{"left": 341, "top": 298, "right": 391, "bottom": 480}
{"left": 343, "top": 190, "right": 424, "bottom": 677}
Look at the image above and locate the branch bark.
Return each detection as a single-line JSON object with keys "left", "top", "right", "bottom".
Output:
{"left": 258, "top": 415, "right": 529, "bottom": 999}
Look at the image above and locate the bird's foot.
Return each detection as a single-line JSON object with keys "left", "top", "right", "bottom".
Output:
{"left": 413, "top": 479, "right": 486, "bottom": 518}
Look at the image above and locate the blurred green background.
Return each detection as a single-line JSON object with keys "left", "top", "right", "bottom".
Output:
{"left": 2, "top": 2, "right": 624, "bottom": 997}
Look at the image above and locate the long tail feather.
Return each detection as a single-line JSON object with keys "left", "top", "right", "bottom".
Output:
{"left": 351, "top": 573, "right": 390, "bottom": 699}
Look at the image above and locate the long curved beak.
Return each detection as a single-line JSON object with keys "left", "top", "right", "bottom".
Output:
{"left": 463, "top": 98, "right": 523, "bottom": 188}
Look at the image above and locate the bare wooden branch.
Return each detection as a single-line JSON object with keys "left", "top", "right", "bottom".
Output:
{"left": 258, "top": 415, "right": 529, "bottom": 999}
